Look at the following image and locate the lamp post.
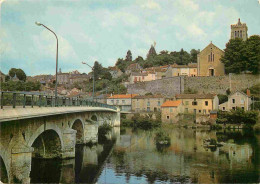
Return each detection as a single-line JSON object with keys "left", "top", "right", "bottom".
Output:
{"left": 82, "top": 62, "right": 95, "bottom": 101}
{"left": 35, "top": 21, "right": 59, "bottom": 106}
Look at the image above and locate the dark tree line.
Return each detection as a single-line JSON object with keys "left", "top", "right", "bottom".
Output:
{"left": 115, "top": 46, "right": 199, "bottom": 72}
{"left": 221, "top": 35, "right": 260, "bottom": 74}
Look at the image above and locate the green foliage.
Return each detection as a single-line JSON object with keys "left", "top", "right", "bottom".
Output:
{"left": 221, "top": 35, "right": 260, "bottom": 74}
{"left": 145, "top": 92, "right": 153, "bottom": 96}
{"left": 226, "top": 88, "right": 231, "bottom": 95}
{"left": 1, "top": 81, "right": 41, "bottom": 91}
{"left": 184, "top": 87, "right": 198, "bottom": 94}
{"left": 218, "top": 94, "right": 228, "bottom": 104}
{"left": 125, "top": 50, "right": 132, "bottom": 62}
{"left": 245, "top": 35, "right": 260, "bottom": 74}
{"left": 8, "top": 68, "right": 27, "bottom": 81}
{"left": 147, "top": 45, "right": 157, "bottom": 59}
{"left": 251, "top": 101, "right": 260, "bottom": 110}
{"left": 98, "top": 123, "right": 112, "bottom": 142}
{"left": 154, "top": 130, "right": 171, "bottom": 145}
{"left": 217, "top": 108, "right": 258, "bottom": 126}
{"left": 121, "top": 113, "right": 161, "bottom": 130}
{"left": 93, "top": 61, "right": 103, "bottom": 80}
{"left": 248, "top": 83, "right": 260, "bottom": 95}
{"left": 190, "top": 49, "right": 200, "bottom": 63}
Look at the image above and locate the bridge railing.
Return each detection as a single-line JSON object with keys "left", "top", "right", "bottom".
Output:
{"left": 0, "top": 91, "right": 117, "bottom": 110}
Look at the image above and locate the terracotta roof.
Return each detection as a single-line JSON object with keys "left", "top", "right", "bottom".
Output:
{"left": 176, "top": 94, "right": 216, "bottom": 99}
{"left": 108, "top": 94, "right": 138, "bottom": 99}
{"left": 170, "top": 63, "right": 197, "bottom": 68}
{"left": 131, "top": 72, "right": 148, "bottom": 76}
{"left": 133, "top": 95, "right": 164, "bottom": 99}
{"left": 161, "top": 100, "right": 182, "bottom": 107}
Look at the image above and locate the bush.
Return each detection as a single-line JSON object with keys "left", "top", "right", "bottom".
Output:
{"left": 98, "top": 123, "right": 112, "bottom": 137}
{"left": 121, "top": 113, "right": 161, "bottom": 130}
{"left": 217, "top": 108, "right": 258, "bottom": 126}
{"left": 154, "top": 130, "right": 171, "bottom": 146}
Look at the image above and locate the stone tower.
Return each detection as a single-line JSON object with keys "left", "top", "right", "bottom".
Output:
{"left": 230, "top": 18, "right": 248, "bottom": 41}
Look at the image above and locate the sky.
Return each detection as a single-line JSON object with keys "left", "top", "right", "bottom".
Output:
{"left": 0, "top": 0, "right": 259, "bottom": 76}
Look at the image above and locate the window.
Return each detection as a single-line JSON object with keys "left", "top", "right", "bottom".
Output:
{"left": 170, "top": 108, "right": 173, "bottom": 112}
{"left": 205, "top": 101, "right": 208, "bottom": 106}
{"left": 147, "top": 107, "right": 150, "bottom": 112}
{"left": 203, "top": 109, "right": 206, "bottom": 114}
{"left": 208, "top": 55, "right": 210, "bottom": 62}
{"left": 199, "top": 110, "right": 201, "bottom": 113}
{"left": 147, "top": 101, "right": 150, "bottom": 106}
{"left": 192, "top": 101, "right": 197, "bottom": 106}
{"left": 232, "top": 107, "right": 236, "bottom": 110}
{"left": 185, "top": 101, "right": 189, "bottom": 105}
{"left": 158, "top": 101, "right": 161, "bottom": 106}
{"left": 240, "top": 30, "right": 242, "bottom": 38}
{"left": 223, "top": 107, "right": 225, "bottom": 110}
{"left": 241, "top": 99, "right": 244, "bottom": 104}
{"left": 116, "top": 100, "right": 119, "bottom": 104}
{"left": 167, "top": 116, "right": 170, "bottom": 119}
{"left": 111, "top": 100, "right": 114, "bottom": 103}
{"left": 232, "top": 99, "right": 235, "bottom": 104}
{"left": 122, "top": 100, "right": 125, "bottom": 104}
{"left": 213, "top": 54, "right": 214, "bottom": 61}
{"left": 242, "top": 107, "right": 244, "bottom": 110}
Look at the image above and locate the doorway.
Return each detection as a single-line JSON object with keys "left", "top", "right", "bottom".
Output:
{"left": 209, "top": 69, "right": 214, "bottom": 76}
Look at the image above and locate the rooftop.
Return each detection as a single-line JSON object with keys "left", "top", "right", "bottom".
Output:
{"left": 109, "top": 94, "right": 138, "bottom": 99}
{"left": 161, "top": 100, "right": 182, "bottom": 107}
{"left": 133, "top": 95, "right": 164, "bottom": 99}
{"left": 176, "top": 94, "right": 216, "bottom": 99}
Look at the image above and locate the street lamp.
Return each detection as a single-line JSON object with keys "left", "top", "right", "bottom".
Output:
{"left": 35, "top": 21, "right": 59, "bottom": 106}
{"left": 82, "top": 62, "right": 95, "bottom": 101}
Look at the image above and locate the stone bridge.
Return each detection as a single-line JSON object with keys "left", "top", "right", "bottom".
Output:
{"left": 0, "top": 106, "right": 120, "bottom": 183}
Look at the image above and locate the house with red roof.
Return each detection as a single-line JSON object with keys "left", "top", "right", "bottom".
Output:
{"left": 107, "top": 94, "right": 138, "bottom": 111}
{"left": 161, "top": 100, "right": 183, "bottom": 123}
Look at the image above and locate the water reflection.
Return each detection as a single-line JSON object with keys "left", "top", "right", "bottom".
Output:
{"left": 30, "top": 127, "right": 259, "bottom": 183}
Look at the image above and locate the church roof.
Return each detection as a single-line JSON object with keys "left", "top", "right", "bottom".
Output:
{"left": 198, "top": 42, "right": 224, "bottom": 54}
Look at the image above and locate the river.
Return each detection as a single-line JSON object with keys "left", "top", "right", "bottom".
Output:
{"left": 30, "top": 127, "right": 260, "bottom": 183}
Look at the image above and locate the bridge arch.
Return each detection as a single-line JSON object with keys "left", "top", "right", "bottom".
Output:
{"left": 28, "top": 124, "right": 64, "bottom": 158}
{"left": 90, "top": 114, "right": 98, "bottom": 122}
{"left": 71, "top": 119, "right": 84, "bottom": 144}
{"left": 0, "top": 151, "right": 9, "bottom": 183}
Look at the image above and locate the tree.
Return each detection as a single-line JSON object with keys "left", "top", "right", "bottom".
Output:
{"left": 8, "top": 68, "right": 27, "bottom": 81}
{"left": 115, "top": 58, "right": 127, "bottom": 73}
{"left": 190, "top": 49, "right": 200, "bottom": 63}
{"left": 245, "top": 35, "right": 260, "bottom": 74}
{"left": 102, "top": 71, "right": 112, "bottom": 80}
{"left": 221, "top": 38, "right": 247, "bottom": 74}
{"left": 147, "top": 45, "right": 157, "bottom": 59}
{"left": 93, "top": 61, "right": 103, "bottom": 80}
{"left": 125, "top": 50, "right": 132, "bottom": 62}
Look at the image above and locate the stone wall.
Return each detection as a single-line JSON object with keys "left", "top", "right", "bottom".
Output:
{"left": 184, "top": 74, "right": 259, "bottom": 94}
{"left": 127, "top": 74, "right": 259, "bottom": 96}
{"left": 127, "top": 77, "right": 184, "bottom": 97}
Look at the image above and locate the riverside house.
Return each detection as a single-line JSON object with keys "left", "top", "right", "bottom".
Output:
{"left": 161, "top": 100, "right": 183, "bottom": 123}
{"left": 219, "top": 90, "right": 251, "bottom": 111}
{"left": 107, "top": 94, "right": 138, "bottom": 112}
{"left": 131, "top": 95, "right": 165, "bottom": 112}
{"left": 176, "top": 94, "right": 219, "bottom": 115}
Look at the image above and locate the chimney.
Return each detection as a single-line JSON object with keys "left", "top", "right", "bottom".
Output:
{"left": 246, "top": 89, "right": 250, "bottom": 96}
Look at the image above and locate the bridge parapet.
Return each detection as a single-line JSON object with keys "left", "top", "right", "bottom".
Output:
{"left": 0, "top": 91, "right": 116, "bottom": 110}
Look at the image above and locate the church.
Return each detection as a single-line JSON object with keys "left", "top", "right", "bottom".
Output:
{"left": 197, "top": 18, "right": 248, "bottom": 76}
{"left": 197, "top": 42, "right": 225, "bottom": 76}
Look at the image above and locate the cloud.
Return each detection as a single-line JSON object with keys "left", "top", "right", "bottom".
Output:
{"left": 141, "top": 0, "right": 161, "bottom": 10}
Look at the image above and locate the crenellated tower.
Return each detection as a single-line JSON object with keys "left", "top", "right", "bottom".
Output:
{"left": 230, "top": 18, "right": 248, "bottom": 41}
